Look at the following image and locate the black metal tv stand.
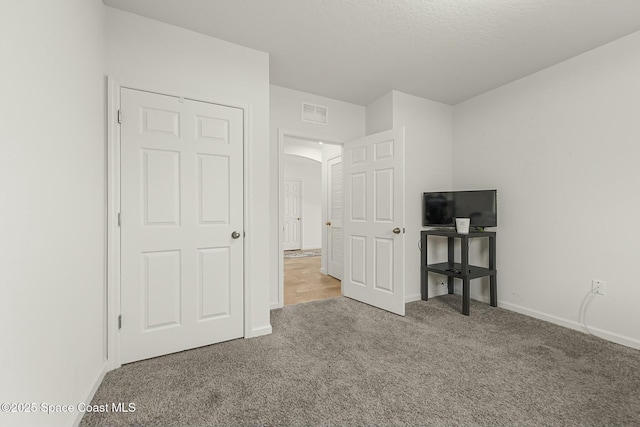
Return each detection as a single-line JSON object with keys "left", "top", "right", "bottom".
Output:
{"left": 420, "top": 229, "right": 497, "bottom": 315}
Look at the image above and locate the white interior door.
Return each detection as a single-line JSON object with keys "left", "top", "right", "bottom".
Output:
{"left": 343, "top": 128, "right": 405, "bottom": 315}
{"left": 120, "top": 88, "right": 244, "bottom": 364}
{"left": 283, "top": 180, "right": 302, "bottom": 251}
{"left": 327, "top": 155, "right": 343, "bottom": 280}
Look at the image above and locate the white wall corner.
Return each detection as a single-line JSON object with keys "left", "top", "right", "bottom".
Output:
{"left": 72, "top": 362, "right": 108, "bottom": 427}
{"left": 365, "top": 91, "right": 394, "bottom": 135}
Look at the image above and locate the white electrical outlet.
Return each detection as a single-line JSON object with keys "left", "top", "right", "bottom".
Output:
{"left": 591, "top": 279, "right": 606, "bottom": 295}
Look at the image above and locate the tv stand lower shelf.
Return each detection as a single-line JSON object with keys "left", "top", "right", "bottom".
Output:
{"left": 420, "top": 230, "right": 497, "bottom": 316}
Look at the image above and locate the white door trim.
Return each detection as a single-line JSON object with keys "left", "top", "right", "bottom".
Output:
{"left": 106, "top": 77, "right": 121, "bottom": 371}
{"left": 276, "top": 129, "right": 343, "bottom": 309}
{"left": 107, "top": 77, "right": 254, "bottom": 370}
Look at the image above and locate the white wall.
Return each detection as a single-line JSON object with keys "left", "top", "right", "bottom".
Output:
{"left": 271, "top": 85, "right": 365, "bottom": 306}
{"left": 106, "top": 8, "right": 272, "bottom": 337}
{"left": 366, "top": 91, "right": 394, "bottom": 135}
{"left": 271, "top": 85, "right": 367, "bottom": 143}
{"left": 283, "top": 137, "right": 323, "bottom": 162}
{"left": 364, "top": 90, "right": 454, "bottom": 302}
{"left": 322, "top": 143, "right": 343, "bottom": 160}
{"left": 391, "top": 91, "right": 454, "bottom": 302}
{"left": 284, "top": 155, "right": 322, "bottom": 250}
{"left": 453, "top": 31, "right": 640, "bottom": 348}
{"left": 0, "top": 1, "right": 106, "bottom": 426}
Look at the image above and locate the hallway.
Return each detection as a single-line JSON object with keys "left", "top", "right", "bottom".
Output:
{"left": 284, "top": 251, "right": 341, "bottom": 305}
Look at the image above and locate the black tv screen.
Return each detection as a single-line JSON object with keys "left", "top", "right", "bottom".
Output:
{"left": 423, "top": 190, "right": 497, "bottom": 227}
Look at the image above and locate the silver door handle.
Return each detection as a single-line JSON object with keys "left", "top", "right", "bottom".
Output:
{"left": 393, "top": 227, "right": 401, "bottom": 234}
{"left": 231, "top": 231, "right": 241, "bottom": 239}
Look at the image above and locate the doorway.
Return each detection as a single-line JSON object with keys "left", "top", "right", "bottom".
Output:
{"left": 284, "top": 249, "right": 341, "bottom": 305}
{"left": 277, "top": 128, "right": 407, "bottom": 315}
{"left": 278, "top": 131, "right": 343, "bottom": 306}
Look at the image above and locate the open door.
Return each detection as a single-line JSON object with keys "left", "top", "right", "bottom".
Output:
{"left": 327, "top": 154, "right": 343, "bottom": 279}
{"left": 343, "top": 128, "right": 405, "bottom": 315}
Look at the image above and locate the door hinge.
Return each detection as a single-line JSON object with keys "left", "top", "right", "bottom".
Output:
{"left": 117, "top": 212, "right": 122, "bottom": 227}
{"left": 117, "top": 109, "right": 122, "bottom": 124}
{"left": 118, "top": 315, "right": 122, "bottom": 330}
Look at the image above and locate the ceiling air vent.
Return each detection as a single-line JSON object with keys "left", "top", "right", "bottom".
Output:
{"left": 301, "top": 102, "right": 328, "bottom": 125}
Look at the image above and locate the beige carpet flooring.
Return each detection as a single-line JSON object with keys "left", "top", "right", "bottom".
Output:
{"left": 81, "top": 296, "right": 640, "bottom": 426}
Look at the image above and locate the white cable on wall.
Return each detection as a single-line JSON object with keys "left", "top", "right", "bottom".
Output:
{"left": 578, "top": 290, "right": 596, "bottom": 335}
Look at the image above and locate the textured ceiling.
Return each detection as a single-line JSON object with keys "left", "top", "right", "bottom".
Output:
{"left": 103, "top": 0, "right": 640, "bottom": 105}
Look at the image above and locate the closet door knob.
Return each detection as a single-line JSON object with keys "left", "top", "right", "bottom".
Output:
{"left": 393, "top": 228, "right": 401, "bottom": 234}
{"left": 231, "top": 231, "right": 241, "bottom": 239}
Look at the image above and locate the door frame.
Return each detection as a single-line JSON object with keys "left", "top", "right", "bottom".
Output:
{"left": 107, "top": 78, "right": 254, "bottom": 370}
{"left": 276, "top": 129, "right": 342, "bottom": 308}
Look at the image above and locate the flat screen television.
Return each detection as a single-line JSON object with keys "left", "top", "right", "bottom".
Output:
{"left": 422, "top": 190, "right": 497, "bottom": 228}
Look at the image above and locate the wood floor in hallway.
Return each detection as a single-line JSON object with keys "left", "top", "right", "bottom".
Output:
{"left": 284, "top": 252, "right": 341, "bottom": 306}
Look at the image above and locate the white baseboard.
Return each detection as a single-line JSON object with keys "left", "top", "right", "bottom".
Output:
{"left": 247, "top": 324, "right": 272, "bottom": 338}
{"left": 405, "top": 293, "right": 422, "bottom": 303}
{"left": 498, "top": 301, "right": 640, "bottom": 350}
{"left": 414, "top": 293, "right": 640, "bottom": 350}
{"left": 72, "top": 361, "right": 108, "bottom": 427}
{"left": 270, "top": 301, "right": 283, "bottom": 310}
